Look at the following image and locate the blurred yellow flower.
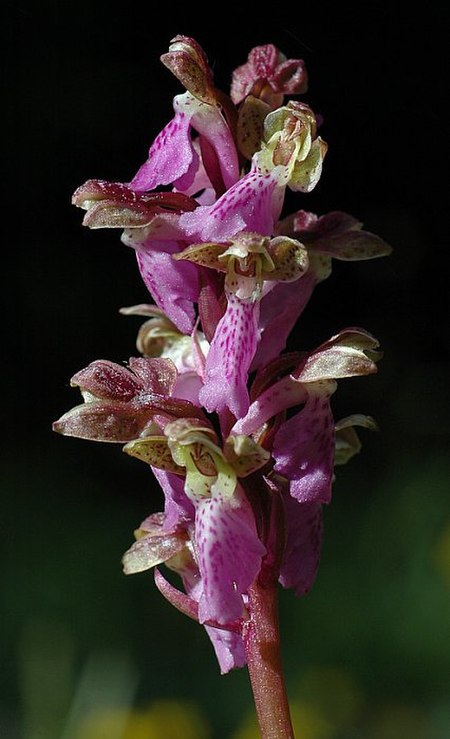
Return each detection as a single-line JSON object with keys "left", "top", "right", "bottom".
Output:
{"left": 75, "top": 699, "right": 210, "bottom": 739}
{"left": 231, "top": 700, "right": 332, "bottom": 739}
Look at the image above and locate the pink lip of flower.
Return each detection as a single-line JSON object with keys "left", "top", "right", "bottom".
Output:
{"left": 129, "top": 91, "right": 240, "bottom": 198}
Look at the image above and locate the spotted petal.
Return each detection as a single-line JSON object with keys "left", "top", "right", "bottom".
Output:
{"left": 123, "top": 436, "right": 185, "bottom": 474}
{"left": 273, "top": 392, "right": 335, "bottom": 504}
{"left": 52, "top": 400, "right": 154, "bottom": 443}
{"left": 223, "top": 435, "right": 270, "bottom": 477}
{"left": 334, "top": 414, "right": 378, "bottom": 465}
{"left": 179, "top": 166, "right": 285, "bottom": 242}
{"left": 199, "top": 293, "right": 260, "bottom": 419}
{"left": 195, "top": 485, "right": 265, "bottom": 624}
{"left": 130, "top": 106, "right": 197, "bottom": 192}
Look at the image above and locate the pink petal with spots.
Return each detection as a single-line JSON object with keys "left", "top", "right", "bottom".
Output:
{"left": 130, "top": 111, "right": 196, "bottom": 192}
{"left": 233, "top": 374, "right": 308, "bottom": 436}
{"left": 135, "top": 240, "right": 199, "bottom": 334}
{"left": 252, "top": 271, "right": 317, "bottom": 370}
{"left": 279, "top": 498, "right": 323, "bottom": 596}
{"left": 179, "top": 166, "right": 285, "bottom": 242}
{"left": 199, "top": 294, "right": 260, "bottom": 418}
{"left": 273, "top": 395, "right": 335, "bottom": 504}
{"left": 195, "top": 485, "right": 265, "bottom": 624}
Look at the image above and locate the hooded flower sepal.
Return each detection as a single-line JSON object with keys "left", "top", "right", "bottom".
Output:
{"left": 175, "top": 230, "right": 308, "bottom": 301}
{"left": 119, "top": 304, "right": 188, "bottom": 357}
{"left": 129, "top": 418, "right": 270, "bottom": 503}
{"left": 161, "top": 36, "right": 238, "bottom": 145}
{"left": 160, "top": 419, "right": 270, "bottom": 501}
{"left": 72, "top": 179, "right": 197, "bottom": 229}
{"left": 52, "top": 357, "right": 207, "bottom": 443}
{"left": 231, "top": 43, "right": 308, "bottom": 109}
{"left": 161, "top": 35, "right": 217, "bottom": 105}
{"left": 123, "top": 418, "right": 220, "bottom": 492}
{"left": 122, "top": 512, "right": 189, "bottom": 574}
{"left": 255, "top": 101, "right": 327, "bottom": 192}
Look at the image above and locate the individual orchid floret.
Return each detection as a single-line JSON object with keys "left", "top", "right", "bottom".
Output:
{"left": 255, "top": 101, "right": 328, "bottom": 192}
{"left": 176, "top": 231, "right": 309, "bottom": 301}
{"left": 176, "top": 231, "right": 309, "bottom": 420}
{"left": 52, "top": 357, "right": 207, "bottom": 443}
{"left": 231, "top": 43, "right": 308, "bottom": 109}
{"left": 122, "top": 513, "right": 246, "bottom": 673}
{"left": 235, "top": 328, "right": 381, "bottom": 505}
{"left": 180, "top": 102, "right": 327, "bottom": 244}
{"left": 129, "top": 37, "right": 239, "bottom": 197}
{"left": 252, "top": 210, "right": 392, "bottom": 368}
{"left": 125, "top": 417, "right": 267, "bottom": 626}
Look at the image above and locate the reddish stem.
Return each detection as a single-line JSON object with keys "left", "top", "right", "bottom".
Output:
{"left": 242, "top": 579, "right": 295, "bottom": 738}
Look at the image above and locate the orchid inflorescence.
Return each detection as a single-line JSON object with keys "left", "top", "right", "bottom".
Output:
{"left": 54, "top": 36, "right": 390, "bottom": 735}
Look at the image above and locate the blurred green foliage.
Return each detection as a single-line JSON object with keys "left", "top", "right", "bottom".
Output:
{"left": 2, "top": 436, "right": 449, "bottom": 738}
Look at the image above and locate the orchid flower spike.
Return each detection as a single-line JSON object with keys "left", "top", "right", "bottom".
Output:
{"left": 55, "top": 34, "right": 391, "bottom": 737}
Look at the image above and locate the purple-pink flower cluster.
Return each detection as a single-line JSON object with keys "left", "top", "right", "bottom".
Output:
{"left": 54, "top": 37, "right": 390, "bottom": 673}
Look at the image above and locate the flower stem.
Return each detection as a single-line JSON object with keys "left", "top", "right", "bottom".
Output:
{"left": 243, "top": 579, "right": 295, "bottom": 738}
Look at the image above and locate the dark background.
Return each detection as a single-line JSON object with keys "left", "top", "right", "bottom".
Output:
{"left": 3, "top": 3, "right": 450, "bottom": 738}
